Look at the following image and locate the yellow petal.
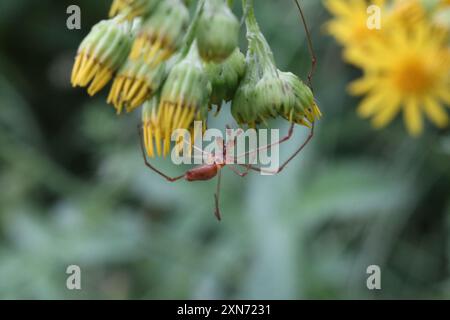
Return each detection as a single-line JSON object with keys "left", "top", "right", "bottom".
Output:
{"left": 424, "top": 97, "right": 449, "bottom": 128}
{"left": 404, "top": 99, "right": 423, "bottom": 137}
{"left": 348, "top": 76, "right": 377, "bottom": 95}
{"left": 437, "top": 88, "right": 450, "bottom": 106}
{"left": 324, "top": 0, "right": 353, "bottom": 17}
{"left": 356, "top": 92, "right": 385, "bottom": 118}
{"left": 372, "top": 94, "right": 401, "bottom": 128}
{"left": 343, "top": 48, "right": 368, "bottom": 67}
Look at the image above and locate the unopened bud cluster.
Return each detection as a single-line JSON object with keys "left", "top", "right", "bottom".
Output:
{"left": 71, "top": 0, "right": 321, "bottom": 158}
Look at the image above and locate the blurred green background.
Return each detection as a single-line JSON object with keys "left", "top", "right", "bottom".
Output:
{"left": 0, "top": 0, "right": 449, "bottom": 299}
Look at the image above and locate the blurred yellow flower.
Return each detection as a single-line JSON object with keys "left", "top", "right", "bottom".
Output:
{"left": 390, "top": 0, "right": 426, "bottom": 26}
{"left": 325, "top": 0, "right": 450, "bottom": 136}
{"left": 324, "top": 0, "right": 386, "bottom": 50}
{"left": 347, "top": 21, "right": 450, "bottom": 136}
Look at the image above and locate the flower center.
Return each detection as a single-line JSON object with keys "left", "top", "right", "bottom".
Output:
{"left": 393, "top": 58, "right": 433, "bottom": 94}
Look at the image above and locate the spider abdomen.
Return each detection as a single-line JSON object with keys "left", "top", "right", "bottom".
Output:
{"left": 185, "top": 164, "right": 220, "bottom": 181}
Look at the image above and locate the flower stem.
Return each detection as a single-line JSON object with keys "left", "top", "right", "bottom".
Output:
{"left": 242, "top": 0, "right": 277, "bottom": 72}
{"left": 179, "top": 0, "right": 206, "bottom": 59}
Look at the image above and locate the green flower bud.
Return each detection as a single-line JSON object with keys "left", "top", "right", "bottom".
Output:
{"left": 232, "top": 1, "right": 321, "bottom": 127}
{"left": 231, "top": 68, "right": 283, "bottom": 126}
{"left": 130, "top": 0, "right": 189, "bottom": 64}
{"left": 109, "top": 0, "right": 160, "bottom": 20}
{"left": 151, "top": 43, "right": 212, "bottom": 157}
{"left": 254, "top": 72, "right": 286, "bottom": 118}
{"left": 197, "top": 0, "right": 240, "bottom": 63}
{"left": 107, "top": 56, "right": 166, "bottom": 114}
{"left": 231, "top": 4, "right": 282, "bottom": 126}
{"left": 71, "top": 17, "right": 135, "bottom": 96}
{"left": 276, "top": 71, "right": 322, "bottom": 127}
{"left": 205, "top": 48, "right": 246, "bottom": 107}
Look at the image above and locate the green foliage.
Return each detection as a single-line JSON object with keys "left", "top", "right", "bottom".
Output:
{"left": 0, "top": 0, "right": 448, "bottom": 299}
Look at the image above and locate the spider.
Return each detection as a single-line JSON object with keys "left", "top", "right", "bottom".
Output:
{"left": 138, "top": 0, "right": 317, "bottom": 220}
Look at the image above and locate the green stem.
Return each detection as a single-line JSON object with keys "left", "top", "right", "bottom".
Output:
{"left": 242, "top": 0, "right": 277, "bottom": 71}
{"left": 179, "top": 0, "right": 206, "bottom": 59}
{"left": 242, "top": 0, "right": 258, "bottom": 34}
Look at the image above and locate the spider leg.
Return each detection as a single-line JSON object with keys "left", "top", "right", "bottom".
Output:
{"left": 293, "top": 0, "right": 317, "bottom": 90}
{"left": 214, "top": 170, "right": 222, "bottom": 221}
{"left": 138, "top": 125, "right": 185, "bottom": 182}
{"left": 233, "top": 123, "right": 295, "bottom": 163}
{"left": 238, "top": 123, "right": 314, "bottom": 175}
{"left": 227, "top": 164, "right": 251, "bottom": 177}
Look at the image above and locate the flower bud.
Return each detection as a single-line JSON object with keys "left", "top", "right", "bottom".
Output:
{"left": 254, "top": 72, "right": 286, "bottom": 118}
{"left": 232, "top": 1, "right": 321, "bottom": 127}
{"left": 130, "top": 0, "right": 189, "bottom": 64}
{"left": 231, "top": 5, "right": 282, "bottom": 126}
{"left": 107, "top": 56, "right": 166, "bottom": 114}
{"left": 276, "top": 71, "right": 322, "bottom": 127}
{"left": 197, "top": 0, "right": 240, "bottom": 63}
{"left": 231, "top": 67, "right": 284, "bottom": 126}
{"left": 205, "top": 48, "right": 246, "bottom": 108}
{"left": 71, "top": 17, "right": 134, "bottom": 96}
{"left": 109, "top": 0, "right": 160, "bottom": 20}
{"left": 150, "top": 44, "right": 211, "bottom": 157}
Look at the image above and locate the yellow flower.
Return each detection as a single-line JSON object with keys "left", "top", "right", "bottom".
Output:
{"left": 348, "top": 20, "right": 450, "bottom": 136}
{"left": 142, "top": 97, "right": 206, "bottom": 158}
{"left": 107, "top": 56, "right": 165, "bottom": 114}
{"left": 71, "top": 18, "right": 134, "bottom": 96}
{"left": 324, "top": 0, "right": 386, "bottom": 49}
{"left": 143, "top": 44, "right": 211, "bottom": 157}
{"left": 130, "top": 0, "right": 189, "bottom": 64}
{"left": 142, "top": 97, "right": 163, "bottom": 158}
